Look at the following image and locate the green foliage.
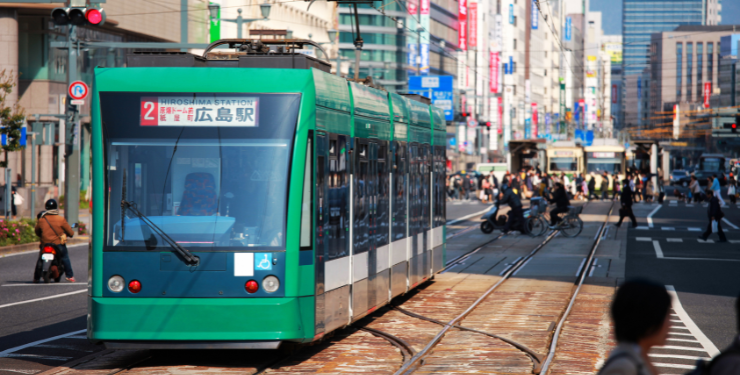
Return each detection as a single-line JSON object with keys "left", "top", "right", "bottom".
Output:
{"left": 58, "top": 191, "right": 90, "bottom": 209}
{"left": 0, "top": 218, "right": 36, "bottom": 247}
{"left": 0, "top": 69, "right": 26, "bottom": 167}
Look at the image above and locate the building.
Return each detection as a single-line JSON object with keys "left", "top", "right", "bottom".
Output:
{"left": 719, "top": 33, "right": 740, "bottom": 108}
{"left": 648, "top": 26, "right": 739, "bottom": 142}
{"left": 602, "top": 35, "right": 622, "bottom": 130}
{"left": 621, "top": 0, "right": 721, "bottom": 140}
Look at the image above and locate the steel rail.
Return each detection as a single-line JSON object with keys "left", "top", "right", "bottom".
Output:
{"left": 393, "top": 228, "right": 561, "bottom": 375}
{"left": 360, "top": 327, "right": 416, "bottom": 363}
{"left": 538, "top": 202, "right": 615, "bottom": 374}
{"left": 392, "top": 305, "right": 544, "bottom": 373}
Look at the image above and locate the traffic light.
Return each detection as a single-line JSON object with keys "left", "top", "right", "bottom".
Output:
{"left": 486, "top": 122, "right": 491, "bottom": 129}
{"left": 723, "top": 121, "right": 737, "bottom": 133}
{"left": 51, "top": 7, "right": 105, "bottom": 26}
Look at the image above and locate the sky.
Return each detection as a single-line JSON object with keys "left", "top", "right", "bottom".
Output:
{"left": 589, "top": 0, "right": 740, "bottom": 36}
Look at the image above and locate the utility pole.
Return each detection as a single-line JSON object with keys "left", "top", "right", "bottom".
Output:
{"left": 64, "top": 24, "right": 80, "bottom": 225}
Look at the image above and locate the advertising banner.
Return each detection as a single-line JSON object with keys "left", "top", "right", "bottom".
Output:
{"left": 532, "top": 103, "right": 538, "bottom": 138}
{"left": 490, "top": 52, "right": 499, "bottom": 93}
{"left": 531, "top": 0, "right": 538, "bottom": 29}
{"left": 469, "top": 2, "right": 477, "bottom": 48}
{"left": 565, "top": 16, "right": 572, "bottom": 41}
{"left": 458, "top": 0, "right": 467, "bottom": 51}
{"left": 704, "top": 82, "right": 711, "bottom": 108}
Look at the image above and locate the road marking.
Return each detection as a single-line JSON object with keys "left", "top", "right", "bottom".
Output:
{"left": 697, "top": 239, "right": 715, "bottom": 243}
{"left": 446, "top": 207, "right": 491, "bottom": 225}
{"left": 722, "top": 218, "right": 739, "bottom": 229}
{"left": 0, "top": 289, "right": 86, "bottom": 310}
{"left": 574, "top": 258, "right": 587, "bottom": 277}
{"left": 0, "top": 243, "right": 87, "bottom": 259}
{"left": 666, "top": 238, "right": 683, "bottom": 242}
{"left": 5, "top": 353, "right": 72, "bottom": 361}
{"left": 588, "top": 258, "right": 599, "bottom": 277}
{"left": 686, "top": 204, "right": 694, "bottom": 207}
{"left": 659, "top": 256, "right": 740, "bottom": 262}
{"left": 648, "top": 353, "right": 710, "bottom": 361}
{"left": 647, "top": 205, "right": 661, "bottom": 228}
{"left": 34, "top": 344, "right": 93, "bottom": 352}
{"left": 0, "top": 369, "right": 41, "bottom": 374}
{"left": 653, "top": 363, "right": 698, "bottom": 369}
{"left": 0, "top": 329, "right": 86, "bottom": 357}
{"left": 688, "top": 227, "right": 702, "bottom": 231}
{"left": 636, "top": 237, "right": 652, "bottom": 241}
{"left": 668, "top": 332, "right": 696, "bottom": 336}
{"left": 666, "top": 285, "right": 720, "bottom": 357}
{"left": 667, "top": 338, "right": 701, "bottom": 343}
{"left": 653, "top": 345, "right": 709, "bottom": 352}
{"left": 730, "top": 240, "right": 740, "bottom": 244}
{"left": 661, "top": 227, "right": 675, "bottom": 230}
{"left": 2, "top": 283, "right": 87, "bottom": 287}
{"left": 653, "top": 241, "right": 664, "bottom": 258}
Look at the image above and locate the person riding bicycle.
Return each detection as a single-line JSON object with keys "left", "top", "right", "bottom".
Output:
{"left": 547, "top": 182, "right": 570, "bottom": 228}
{"left": 497, "top": 183, "right": 525, "bottom": 234}
{"left": 34, "top": 199, "right": 76, "bottom": 282}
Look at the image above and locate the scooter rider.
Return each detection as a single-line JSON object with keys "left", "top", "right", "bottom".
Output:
{"left": 34, "top": 199, "right": 76, "bottom": 282}
{"left": 547, "top": 182, "right": 570, "bottom": 227}
{"left": 498, "top": 183, "right": 525, "bottom": 234}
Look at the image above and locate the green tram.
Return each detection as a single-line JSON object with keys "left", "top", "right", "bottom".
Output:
{"left": 89, "top": 41, "right": 447, "bottom": 348}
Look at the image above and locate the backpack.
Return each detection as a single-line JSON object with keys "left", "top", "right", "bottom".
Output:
{"left": 686, "top": 344, "right": 740, "bottom": 375}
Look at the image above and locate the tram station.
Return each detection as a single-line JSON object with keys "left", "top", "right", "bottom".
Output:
{"left": 1, "top": 0, "right": 739, "bottom": 374}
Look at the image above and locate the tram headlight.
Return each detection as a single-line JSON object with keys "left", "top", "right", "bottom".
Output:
{"left": 262, "top": 275, "right": 280, "bottom": 293}
{"left": 108, "top": 275, "right": 124, "bottom": 293}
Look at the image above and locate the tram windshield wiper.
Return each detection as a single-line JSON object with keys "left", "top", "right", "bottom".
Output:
{"left": 121, "top": 200, "right": 201, "bottom": 266}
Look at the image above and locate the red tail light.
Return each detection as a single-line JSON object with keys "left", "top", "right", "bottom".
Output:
{"left": 245, "top": 280, "right": 259, "bottom": 294}
{"left": 43, "top": 246, "right": 56, "bottom": 254}
{"left": 128, "top": 280, "right": 142, "bottom": 293}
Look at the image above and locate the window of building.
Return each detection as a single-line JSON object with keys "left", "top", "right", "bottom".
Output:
{"left": 686, "top": 43, "right": 693, "bottom": 100}
{"left": 513, "top": 39, "right": 517, "bottom": 50}
{"left": 707, "top": 42, "right": 714, "bottom": 85}
{"left": 676, "top": 42, "right": 682, "bottom": 100}
{"left": 697, "top": 42, "right": 703, "bottom": 97}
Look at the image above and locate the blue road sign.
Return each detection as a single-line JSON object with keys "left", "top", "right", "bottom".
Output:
{"left": 1, "top": 127, "right": 26, "bottom": 146}
{"left": 565, "top": 16, "right": 572, "bottom": 41}
{"left": 531, "top": 0, "right": 538, "bottom": 29}
{"left": 409, "top": 75, "right": 454, "bottom": 121}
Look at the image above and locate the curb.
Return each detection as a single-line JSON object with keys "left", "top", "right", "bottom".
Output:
{"left": 0, "top": 237, "right": 90, "bottom": 258}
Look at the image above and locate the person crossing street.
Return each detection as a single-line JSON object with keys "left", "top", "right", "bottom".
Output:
{"left": 700, "top": 188, "right": 727, "bottom": 243}
{"left": 616, "top": 179, "right": 637, "bottom": 228}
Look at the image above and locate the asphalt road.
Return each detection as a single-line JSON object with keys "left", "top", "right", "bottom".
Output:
{"left": 625, "top": 199, "right": 740, "bottom": 352}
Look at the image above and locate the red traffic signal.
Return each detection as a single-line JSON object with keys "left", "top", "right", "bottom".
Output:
{"left": 51, "top": 7, "right": 105, "bottom": 26}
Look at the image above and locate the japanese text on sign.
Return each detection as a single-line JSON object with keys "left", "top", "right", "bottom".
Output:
{"left": 140, "top": 96, "right": 259, "bottom": 127}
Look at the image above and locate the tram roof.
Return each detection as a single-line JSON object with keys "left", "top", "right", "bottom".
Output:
{"left": 431, "top": 106, "right": 446, "bottom": 131}
{"left": 350, "top": 82, "right": 390, "bottom": 122}
{"left": 313, "top": 70, "right": 351, "bottom": 113}
{"left": 389, "top": 93, "right": 410, "bottom": 124}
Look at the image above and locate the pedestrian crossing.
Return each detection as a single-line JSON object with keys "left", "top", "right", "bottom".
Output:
{"left": 635, "top": 236, "right": 740, "bottom": 244}
{"left": 651, "top": 286, "right": 720, "bottom": 374}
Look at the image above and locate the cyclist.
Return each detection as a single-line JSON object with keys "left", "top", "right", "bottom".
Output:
{"left": 547, "top": 182, "right": 570, "bottom": 228}
{"left": 497, "top": 183, "right": 525, "bottom": 234}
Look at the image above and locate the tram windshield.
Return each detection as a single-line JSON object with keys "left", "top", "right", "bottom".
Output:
{"left": 100, "top": 92, "right": 300, "bottom": 250}
{"left": 550, "top": 157, "right": 577, "bottom": 171}
{"left": 586, "top": 152, "right": 623, "bottom": 174}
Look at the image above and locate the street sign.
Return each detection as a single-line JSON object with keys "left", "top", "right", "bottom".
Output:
{"left": 408, "top": 75, "right": 454, "bottom": 121}
{"left": 71, "top": 99, "right": 85, "bottom": 106}
{"left": 1, "top": 127, "right": 26, "bottom": 147}
{"left": 68, "top": 81, "right": 89, "bottom": 100}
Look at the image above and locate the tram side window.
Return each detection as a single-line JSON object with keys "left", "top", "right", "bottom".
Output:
{"left": 421, "top": 145, "right": 431, "bottom": 231}
{"left": 377, "top": 142, "right": 389, "bottom": 247}
{"left": 392, "top": 141, "right": 407, "bottom": 241}
{"left": 409, "top": 144, "right": 420, "bottom": 236}
{"left": 354, "top": 140, "right": 369, "bottom": 254}
{"left": 300, "top": 135, "right": 313, "bottom": 250}
{"left": 327, "top": 135, "right": 349, "bottom": 260}
{"left": 433, "top": 146, "right": 444, "bottom": 228}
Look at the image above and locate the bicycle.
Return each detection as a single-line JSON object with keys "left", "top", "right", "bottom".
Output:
{"left": 526, "top": 203, "right": 583, "bottom": 238}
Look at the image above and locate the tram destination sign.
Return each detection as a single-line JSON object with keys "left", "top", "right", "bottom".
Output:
{"left": 140, "top": 96, "right": 259, "bottom": 127}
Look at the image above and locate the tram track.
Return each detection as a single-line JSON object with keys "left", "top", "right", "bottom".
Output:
{"left": 391, "top": 201, "right": 614, "bottom": 375}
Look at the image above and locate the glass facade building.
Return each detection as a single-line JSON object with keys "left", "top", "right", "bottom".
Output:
{"left": 622, "top": 0, "right": 705, "bottom": 78}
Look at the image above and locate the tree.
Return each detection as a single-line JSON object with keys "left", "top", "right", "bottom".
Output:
{"left": 0, "top": 69, "right": 26, "bottom": 168}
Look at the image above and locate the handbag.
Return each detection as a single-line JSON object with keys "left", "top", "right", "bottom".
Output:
{"left": 711, "top": 220, "right": 718, "bottom": 233}
{"left": 43, "top": 216, "right": 67, "bottom": 245}
{"left": 729, "top": 186, "right": 736, "bottom": 196}
{"left": 13, "top": 193, "right": 23, "bottom": 205}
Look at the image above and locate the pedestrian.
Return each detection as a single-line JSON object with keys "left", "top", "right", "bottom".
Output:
{"left": 699, "top": 188, "right": 727, "bottom": 243}
{"left": 645, "top": 179, "right": 654, "bottom": 203}
{"left": 11, "top": 186, "right": 22, "bottom": 220}
{"left": 575, "top": 173, "right": 584, "bottom": 200}
{"left": 728, "top": 176, "right": 737, "bottom": 205}
{"left": 34, "top": 199, "right": 76, "bottom": 283}
{"left": 601, "top": 173, "right": 609, "bottom": 200}
{"left": 588, "top": 173, "right": 598, "bottom": 200}
{"left": 598, "top": 279, "right": 672, "bottom": 375}
{"left": 616, "top": 179, "right": 638, "bottom": 228}
{"left": 711, "top": 174, "right": 725, "bottom": 206}
{"left": 689, "top": 175, "right": 702, "bottom": 202}
{"left": 481, "top": 177, "right": 491, "bottom": 203}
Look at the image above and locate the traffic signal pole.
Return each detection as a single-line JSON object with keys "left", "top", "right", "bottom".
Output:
{"left": 65, "top": 24, "right": 80, "bottom": 225}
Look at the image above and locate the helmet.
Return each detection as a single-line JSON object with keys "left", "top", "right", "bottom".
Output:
{"left": 45, "top": 199, "right": 58, "bottom": 210}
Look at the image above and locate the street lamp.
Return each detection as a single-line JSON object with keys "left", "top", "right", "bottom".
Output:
{"left": 208, "top": 2, "right": 271, "bottom": 39}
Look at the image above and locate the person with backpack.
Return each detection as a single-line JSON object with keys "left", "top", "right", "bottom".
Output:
{"left": 598, "top": 279, "right": 672, "bottom": 375}
{"left": 34, "top": 199, "right": 76, "bottom": 282}
{"left": 699, "top": 188, "right": 727, "bottom": 243}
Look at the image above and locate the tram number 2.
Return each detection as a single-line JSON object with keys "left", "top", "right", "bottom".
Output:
{"left": 141, "top": 98, "right": 159, "bottom": 126}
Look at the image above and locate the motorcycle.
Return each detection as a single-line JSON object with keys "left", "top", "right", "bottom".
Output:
{"left": 480, "top": 204, "right": 531, "bottom": 234}
{"left": 34, "top": 244, "right": 66, "bottom": 283}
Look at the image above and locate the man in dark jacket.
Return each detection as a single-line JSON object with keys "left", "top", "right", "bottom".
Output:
{"left": 587, "top": 173, "right": 598, "bottom": 200}
{"left": 615, "top": 180, "right": 637, "bottom": 228}
{"left": 700, "top": 188, "right": 727, "bottom": 242}
{"left": 462, "top": 175, "right": 471, "bottom": 200}
{"left": 547, "top": 183, "right": 570, "bottom": 227}
{"left": 498, "top": 184, "right": 524, "bottom": 233}
{"left": 600, "top": 173, "right": 609, "bottom": 200}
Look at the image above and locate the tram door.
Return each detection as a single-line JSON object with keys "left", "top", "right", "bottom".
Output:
{"left": 367, "top": 142, "right": 379, "bottom": 310}
{"left": 314, "top": 133, "right": 328, "bottom": 335}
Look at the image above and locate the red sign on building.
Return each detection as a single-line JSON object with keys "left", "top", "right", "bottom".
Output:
{"left": 420, "top": 0, "right": 429, "bottom": 15}
{"left": 469, "top": 2, "right": 477, "bottom": 48}
{"left": 532, "top": 103, "right": 538, "bottom": 138}
{"left": 612, "top": 85, "right": 618, "bottom": 103}
{"left": 498, "top": 97, "right": 503, "bottom": 134}
{"left": 490, "top": 52, "right": 499, "bottom": 93}
{"left": 704, "top": 82, "right": 711, "bottom": 108}
{"left": 458, "top": 0, "right": 467, "bottom": 51}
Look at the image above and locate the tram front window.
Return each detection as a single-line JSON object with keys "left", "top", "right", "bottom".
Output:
{"left": 100, "top": 92, "right": 300, "bottom": 250}
{"left": 587, "top": 161, "right": 622, "bottom": 174}
{"left": 550, "top": 157, "right": 577, "bottom": 172}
